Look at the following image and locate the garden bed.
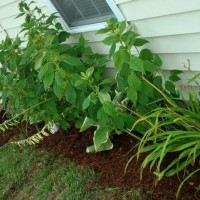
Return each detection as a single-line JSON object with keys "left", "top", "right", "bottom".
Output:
{"left": 1, "top": 116, "right": 199, "bottom": 200}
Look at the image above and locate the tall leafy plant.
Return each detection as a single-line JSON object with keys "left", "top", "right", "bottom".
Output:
{"left": 81, "top": 18, "right": 180, "bottom": 153}
{"left": 0, "top": 0, "right": 112, "bottom": 144}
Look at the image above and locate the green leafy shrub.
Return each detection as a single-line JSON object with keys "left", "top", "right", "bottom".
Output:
{"left": 81, "top": 18, "right": 181, "bottom": 152}
{"left": 0, "top": 0, "right": 112, "bottom": 144}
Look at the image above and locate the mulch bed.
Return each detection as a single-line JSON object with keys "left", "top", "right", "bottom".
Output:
{"left": 0, "top": 117, "right": 200, "bottom": 200}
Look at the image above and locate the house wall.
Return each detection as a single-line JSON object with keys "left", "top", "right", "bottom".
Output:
{"left": 0, "top": 0, "right": 199, "bottom": 74}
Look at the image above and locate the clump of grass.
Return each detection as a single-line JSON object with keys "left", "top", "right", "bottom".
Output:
{"left": 0, "top": 143, "right": 96, "bottom": 200}
{"left": 0, "top": 142, "right": 151, "bottom": 200}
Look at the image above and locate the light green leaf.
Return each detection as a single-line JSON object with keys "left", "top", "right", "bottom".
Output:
{"left": 130, "top": 56, "right": 145, "bottom": 73}
{"left": 35, "top": 52, "right": 45, "bottom": 70}
{"left": 43, "top": 66, "right": 54, "bottom": 90}
{"left": 53, "top": 82, "right": 63, "bottom": 100}
{"left": 102, "top": 102, "right": 116, "bottom": 117}
{"left": 80, "top": 117, "right": 97, "bottom": 132}
{"left": 94, "top": 126, "right": 113, "bottom": 151}
{"left": 83, "top": 97, "right": 90, "bottom": 110}
{"left": 59, "top": 54, "right": 84, "bottom": 69}
{"left": 128, "top": 73, "right": 142, "bottom": 91}
{"left": 65, "top": 85, "right": 77, "bottom": 104}
{"left": 86, "top": 67, "right": 94, "bottom": 78}
{"left": 127, "top": 87, "right": 138, "bottom": 104}
{"left": 98, "top": 92, "right": 111, "bottom": 104}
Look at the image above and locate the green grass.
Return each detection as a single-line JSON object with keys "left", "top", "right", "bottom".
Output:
{"left": 0, "top": 140, "right": 151, "bottom": 200}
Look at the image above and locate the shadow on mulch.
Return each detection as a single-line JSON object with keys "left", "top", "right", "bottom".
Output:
{"left": 0, "top": 118, "right": 200, "bottom": 200}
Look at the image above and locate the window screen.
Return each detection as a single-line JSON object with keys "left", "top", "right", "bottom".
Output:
{"left": 50, "top": 0, "right": 115, "bottom": 28}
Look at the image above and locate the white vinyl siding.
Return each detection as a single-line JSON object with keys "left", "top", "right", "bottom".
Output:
{"left": 0, "top": 0, "right": 199, "bottom": 73}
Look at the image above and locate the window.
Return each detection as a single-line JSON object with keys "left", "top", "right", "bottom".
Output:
{"left": 45, "top": 0, "right": 124, "bottom": 33}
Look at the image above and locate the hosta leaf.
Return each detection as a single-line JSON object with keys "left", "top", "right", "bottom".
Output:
{"left": 80, "top": 117, "right": 97, "bottom": 132}
{"left": 94, "top": 126, "right": 112, "bottom": 151}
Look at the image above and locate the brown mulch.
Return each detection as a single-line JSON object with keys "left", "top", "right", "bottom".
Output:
{"left": 0, "top": 118, "right": 200, "bottom": 200}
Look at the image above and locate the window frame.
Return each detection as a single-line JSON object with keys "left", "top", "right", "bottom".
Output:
{"left": 44, "top": 0, "right": 125, "bottom": 33}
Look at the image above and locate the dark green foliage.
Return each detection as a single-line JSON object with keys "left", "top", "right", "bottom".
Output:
{"left": 0, "top": 1, "right": 112, "bottom": 134}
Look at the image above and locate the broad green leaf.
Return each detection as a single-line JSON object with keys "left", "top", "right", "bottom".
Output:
{"left": 53, "top": 82, "right": 63, "bottom": 100}
{"left": 112, "top": 115, "right": 124, "bottom": 130}
{"left": 154, "top": 55, "right": 162, "bottom": 67}
{"left": 122, "top": 31, "right": 138, "bottom": 47}
{"left": 35, "top": 52, "right": 45, "bottom": 70}
{"left": 102, "top": 102, "right": 116, "bottom": 117}
{"left": 169, "top": 75, "right": 181, "bottom": 82}
{"left": 86, "top": 67, "right": 94, "bottom": 78}
{"left": 94, "top": 126, "right": 112, "bottom": 151}
{"left": 55, "top": 71, "right": 64, "bottom": 87}
{"left": 98, "top": 92, "right": 111, "bottom": 104}
{"left": 59, "top": 54, "right": 84, "bottom": 68}
{"left": 65, "top": 85, "right": 77, "bottom": 104}
{"left": 113, "top": 49, "right": 129, "bottom": 72}
{"left": 109, "top": 44, "right": 116, "bottom": 58}
{"left": 165, "top": 81, "right": 176, "bottom": 94}
{"left": 86, "top": 145, "right": 96, "bottom": 153}
{"left": 102, "top": 36, "right": 115, "bottom": 45}
{"left": 96, "top": 27, "right": 110, "bottom": 34}
{"left": 140, "top": 49, "right": 153, "bottom": 60}
{"left": 130, "top": 56, "right": 145, "bottom": 73}
{"left": 170, "top": 70, "right": 183, "bottom": 76}
{"left": 80, "top": 117, "right": 97, "bottom": 132}
{"left": 79, "top": 34, "right": 86, "bottom": 44}
{"left": 143, "top": 60, "right": 159, "bottom": 73}
{"left": 82, "top": 97, "right": 90, "bottom": 110}
{"left": 88, "top": 92, "right": 97, "bottom": 104}
{"left": 43, "top": 66, "right": 54, "bottom": 90}
{"left": 134, "top": 38, "right": 149, "bottom": 46}
{"left": 127, "top": 87, "right": 138, "bottom": 104}
{"left": 142, "top": 80, "right": 154, "bottom": 98}
{"left": 99, "top": 78, "right": 113, "bottom": 86}
{"left": 128, "top": 73, "right": 142, "bottom": 91}
{"left": 118, "top": 20, "right": 126, "bottom": 34}
{"left": 97, "top": 107, "right": 110, "bottom": 125}
{"left": 58, "top": 31, "right": 70, "bottom": 43}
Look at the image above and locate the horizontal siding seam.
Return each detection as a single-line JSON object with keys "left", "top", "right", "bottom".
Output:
{"left": 0, "top": 0, "right": 18, "bottom": 9}
{"left": 126, "top": 8, "right": 200, "bottom": 21}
